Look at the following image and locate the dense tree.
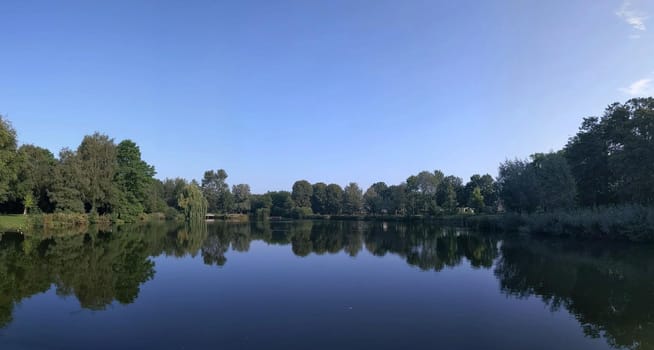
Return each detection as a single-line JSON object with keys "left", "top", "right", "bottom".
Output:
{"left": 11, "top": 145, "right": 56, "bottom": 213}
{"left": 530, "top": 152, "right": 577, "bottom": 211}
{"left": 48, "top": 148, "right": 86, "bottom": 213}
{"left": 565, "top": 117, "right": 613, "bottom": 207}
{"left": 0, "top": 116, "right": 18, "bottom": 202}
{"left": 291, "top": 180, "right": 313, "bottom": 208}
{"left": 113, "top": 140, "right": 156, "bottom": 220}
{"left": 464, "top": 174, "right": 497, "bottom": 212}
{"left": 364, "top": 182, "right": 389, "bottom": 214}
{"left": 232, "top": 184, "right": 251, "bottom": 213}
{"left": 564, "top": 98, "right": 654, "bottom": 206}
{"left": 498, "top": 159, "right": 539, "bottom": 213}
{"left": 270, "top": 191, "right": 294, "bottom": 217}
{"left": 469, "top": 187, "right": 484, "bottom": 213}
{"left": 311, "top": 182, "right": 328, "bottom": 214}
{"left": 201, "top": 169, "right": 231, "bottom": 213}
{"left": 388, "top": 184, "right": 408, "bottom": 215}
{"left": 77, "top": 133, "right": 118, "bottom": 214}
{"left": 437, "top": 176, "right": 463, "bottom": 213}
{"left": 142, "top": 179, "right": 167, "bottom": 213}
{"left": 250, "top": 193, "right": 272, "bottom": 215}
{"left": 162, "top": 178, "right": 188, "bottom": 211}
{"left": 324, "top": 184, "right": 343, "bottom": 215}
{"left": 406, "top": 170, "right": 442, "bottom": 215}
{"left": 342, "top": 182, "right": 363, "bottom": 214}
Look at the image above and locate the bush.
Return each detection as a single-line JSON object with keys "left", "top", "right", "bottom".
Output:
{"left": 256, "top": 208, "right": 270, "bottom": 220}
{"left": 482, "top": 205, "right": 654, "bottom": 242}
{"left": 290, "top": 207, "right": 313, "bottom": 219}
{"left": 164, "top": 207, "right": 180, "bottom": 221}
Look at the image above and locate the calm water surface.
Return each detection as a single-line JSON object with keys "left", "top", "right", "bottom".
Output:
{"left": 1, "top": 221, "right": 653, "bottom": 350}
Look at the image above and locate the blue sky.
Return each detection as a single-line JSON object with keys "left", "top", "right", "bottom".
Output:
{"left": 1, "top": 0, "right": 653, "bottom": 193}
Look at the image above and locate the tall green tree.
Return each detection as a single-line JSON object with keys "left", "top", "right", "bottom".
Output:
{"left": 12, "top": 145, "right": 56, "bottom": 213}
{"left": 113, "top": 140, "right": 156, "bottom": 220}
{"left": 388, "top": 184, "right": 408, "bottom": 215}
{"left": 311, "top": 182, "right": 328, "bottom": 214}
{"left": 201, "top": 169, "right": 231, "bottom": 213}
{"left": 406, "top": 170, "right": 442, "bottom": 215}
{"left": 232, "top": 184, "right": 251, "bottom": 213}
{"left": 77, "top": 133, "right": 118, "bottom": 214}
{"left": 342, "top": 182, "right": 363, "bottom": 214}
{"left": 565, "top": 117, "right": 613, "bottom": 207}
{"left": 469, "top": 186, "right": 484, "bottom": 213}
{"left": 162, "top": 178, "right": 188, "bottom": 210}
{"left": 531, "top": 152, "right": 577, "bottom": 211}
{"left": 437, "top": 176, "right": 463, "bottom": 213}
{"left": 0, "top": 116, "right": 18, "bottom": 202}
{"left": 325, "top": 184, "right": 343, "bottom": 215}
{"left": 498, "top": 159, "right": 540, "bottom": 213}
{"left": 364, "top": 182, "right": 389, "bottom": 214}
{"left": 464, "top": 174, "right": 497, "bottom": 212}
{"left": 291, "top": 180, "right": 313, "bottom": 208}
{"left": 48, "top": 148, "right": 86, "bottom": 212}
{"left": 270, "top": 191, "right": 294, "bottom": 217}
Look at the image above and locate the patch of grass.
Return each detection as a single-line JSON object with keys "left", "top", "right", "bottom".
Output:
{"left": 0, "top": 214, "right": 28, "bottom": 232}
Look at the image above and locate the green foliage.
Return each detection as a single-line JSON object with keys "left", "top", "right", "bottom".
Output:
{"left": 12, "top": 145, "right": 56, "bottom": 212}
{"left": 201, "top": 169, "right": 232, "bottom": 213}
{"left": 291, "top": 180, "right": 313, "bottom": 208}
{"left": 325, "top": 184, "right": 343, "bottom": 215}
{"left": 498, "top": 159, "right": 540, "bottom": 213}
{"left": 469, "top": 187, "right": 484, "bottom": 213}
{"left": 48, "top": 148, "right": 86, "bottom": 213}
{"left": 311, "top": 182, "right": 327, "bottom": 214}
{"left": 437, "top": 176, "right": 462, "bottom": 214}
{"left": 0, "top": 116, "right": 18, "bottom": 202}
{"left": 22, "top": 193, "right": 35, "bottom": 215}
{"left": 464, "top": 174, "right": 497, "bottom": 212}
{"left": 77, "top": 133, "right": 118, "bottom": 213}
{"left": 342, "top": 182, "right": 363, "bottom": 214}
{"left": 290, "top": 206, "right": 313, "bottom": 219}
{"left": 364, "top": 182, "right": 389, "bottom": 214}
{"left": 162, "top": 178, "right": 188, "bottom": 210}
{"left": 232, "top": 184, "right": 251, "bottom": 214}
{"left": 270, "top": 191, "right": 294, "bottom": 217}
{"left": 530, "top": 152, "right": 576, "bottom": 211}
{"left": 251, "top": 193, "right": 272, "bottom": 213}
{"left": 178, "top": 183, "right": 208, "bottom": 222}
{"left": 565, "top": 98, "right": 654, "bottom": 206}
{"left": 113, "top": 140, "right": 156, "bottom": 220}
{"left": 406, "top": 171, "right": 441, "bottom": 215}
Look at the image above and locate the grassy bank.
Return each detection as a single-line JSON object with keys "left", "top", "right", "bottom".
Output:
{"left": 0, "top": 215, "right": 28, "bottom": 232}
{"left": 0, "top": 212, "right": 173, "bottom": 236}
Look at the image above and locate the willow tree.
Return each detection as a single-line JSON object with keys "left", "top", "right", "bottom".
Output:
{"left": 178, "top": 182, "right": 208, "bottom": 222}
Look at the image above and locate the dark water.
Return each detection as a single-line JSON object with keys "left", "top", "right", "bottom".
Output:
{"left": 1, "top": 220, "right": 653, "bottom": 350}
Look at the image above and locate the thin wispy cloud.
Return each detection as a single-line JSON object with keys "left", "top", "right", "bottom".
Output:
{"left": 616, "top": 0, "right": 648, "bottom": 32}
{"left": 620, "top": 78, "right": 653, "bottom": 96}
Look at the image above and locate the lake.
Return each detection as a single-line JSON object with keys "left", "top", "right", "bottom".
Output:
{"left": 1, "top": 220, "right": 653, "bottom": 350}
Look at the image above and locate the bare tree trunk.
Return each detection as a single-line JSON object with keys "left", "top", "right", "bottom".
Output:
{"left": 23, "top": 207, "right": 27, "bottom": 215}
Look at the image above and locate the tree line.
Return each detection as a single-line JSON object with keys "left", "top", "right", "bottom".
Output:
{"left": 1, "top": 97, "right": 652, "bottom": 221}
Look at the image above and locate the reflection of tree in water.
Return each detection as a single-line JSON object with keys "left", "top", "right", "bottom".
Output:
{"left": 0, "top": 229, "right": 156, "bottom": 327}
{"left": 363, "top": 222, "right": 498, "bottom": 271}
{"left": 0, "top": 220, "right": 500, "bottom": 329}
{"left": 495, "top": 238, "right": 654, "bottom": 350}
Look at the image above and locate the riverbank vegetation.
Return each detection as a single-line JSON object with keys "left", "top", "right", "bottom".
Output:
{"left": 1, "top": 97, "right": 653, "bottom": 240}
